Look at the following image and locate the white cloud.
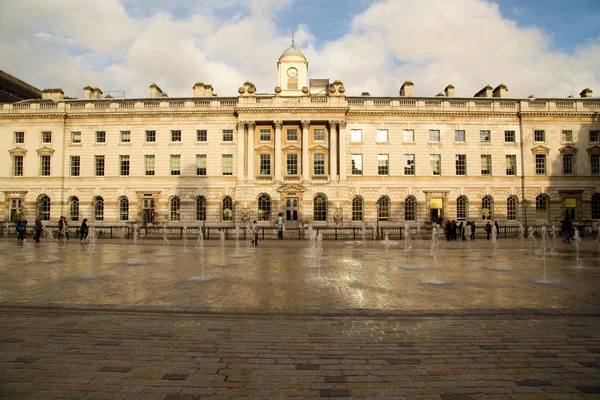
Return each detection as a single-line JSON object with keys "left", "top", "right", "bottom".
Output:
{"left": 0, "top": 0, "right": 597, "bottom": 99}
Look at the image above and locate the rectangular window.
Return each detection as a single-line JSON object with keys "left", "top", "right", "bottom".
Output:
{"left": 120, "top": 130, "right": 131, "bottom": 143}
{"left": 455, "top": 130, "right": 465, "bottom": 142}
{"left": 430, "top": 154, "right": 441, "bottom": 176}
{"left": 313, "top": 154, "right": 325, "bottom": 175}
{"left": 70, "top": 156, "right": 80, "bottom": 177}
{"left": 429, "top": 130, "right": 440, "bottom": 142}
{"left": 120, "top": 155, "right": 130, "bottom": 176}
{"left": 145, "top": 130, "right": 156, "bottom": 142}
{"left": 376, "top": 129, "right": 388, "bottom": 142}
{"left": 378, "top": 154, "right": 389, "bottom": 175}
{"left": 535, "top": 154, "right": 546, "bottom": 175}
{"left": 590, "top": 130, "right": 599, "bottom": 143}
{"left": 562, "top": 130, "right": 573, "bottom": 143}
{"left": 314, "top": 129, "right": 325, "bottom": 141}
{"left": 455, "top": 154, "right": 466, "bottom": 176}
{"left": 286, "top": 154, "right": 298, "bottom": 175}
{"left": 95, "top": 156, "right": 105, "bottom": 176}
{"left": 563, "top": 154, "right": 574, "bottom": 175}
{"left": 480, "top": 130, "right": 491, "bottom": 143}
{"left": 171, "top": 130, "right": 182, "bottom": 142}
{"left": 534, "top": 130, "right": 545, "bottom": 142}
{"left": 96, "top": 131, "right": 106, "bottom": 143}
{"left": 71, "top": 131, "right": 81, "bottom": 144}
{"left": 286, "top": 129, "right": 297, "bottom": 141}
{"left": 506, "top": 155, "right": 517, "bottom": 176}
{"left": 222, "top": 129, "right": 233, "bottom": 142}
{"left": 13, "top": 155, "right": 23, "bottom": 176}
{"left": 197, "top": 129, "right": 207, "bottom": 142}
{"left": 196, "top": 154, "right": 206, "bottom": 176}
{"left": 259, "top": 154, "right": 271, "bottom": 175}
{"left": 170, "top": 155, "right": 181, "bottom": 176}
{"left": 40, "top": 155, "right": 51, "bottom": 176}
{"left": 350, "top": 129, "right": 362, "bottom": 142}
{"left": 42, "top": 131, "right": 52, "bottom": 143}
{"left": 591, "top": 154, "right": 600, "bottom": 175}
{"left": 505, "top": 130, "right": 515, "bottom": 143}
{"left": 259, "top": 129, "right": 271, "bottom": 141}
{"left": 145, "top": 155, "right": 155, "bottom": 176}
{"left": 403, "top": 129, "right": 414, "bottom": 142}
{"left": 351, "top": 154, "right": 363, "bottom": 175}
{"left": 481, "top": 154, "right": 492, "bottom": 176}
{"left": 14, "top": 132, "right": 24, "bottom": 144}
{"left": 222, "top": 154, "right": 233, "bottom": 175}
{"left": 404, "top": 154, "right": 415, "bottom": 175}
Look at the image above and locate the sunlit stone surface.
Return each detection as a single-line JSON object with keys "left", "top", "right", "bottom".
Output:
{"left": 0, "top": 238, "right": 598, "bottom": 313}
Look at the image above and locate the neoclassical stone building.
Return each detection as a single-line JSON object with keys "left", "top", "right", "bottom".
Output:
{"left": 1, "top": 45, "right": 599, "bottom": 230}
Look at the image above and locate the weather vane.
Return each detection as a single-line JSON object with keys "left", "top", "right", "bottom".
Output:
{"left": 291, "top": 35, "right": 295, "bottom": 47}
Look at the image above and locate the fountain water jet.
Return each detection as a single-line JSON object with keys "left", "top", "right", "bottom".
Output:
{"left": 156, "top": 224, "right": 170, "bottom": 256}
{"left": 422, "top": 226, "right": 448, "bottom": 285}
{"left": 127, "top": 224, "right": 146, "bottom": 265}
{"left": 533, "top": 226, "right": 559, "bottom": 284}
{"left": 232, "top": 226, "right": 245, "bottom": 258}
{"left": 189, "top": 230, "right": 211, "bottom": 281}
{"left": 572, "top": 229, "right": 584, "bottom": 269}
{"left": 518, "top": 224, "right": 526, "bottom": 251}
{"left": 484, "top": 225, "right": 511, "bottom": 271}
{"left": 528, "top": 226, "right": 537, "bottom": 259}
{"left": 218, "top": 230, "right": 227, "bottom": 266}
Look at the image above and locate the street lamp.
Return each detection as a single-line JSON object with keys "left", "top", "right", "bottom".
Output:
{"left": 376, "top": 202, "right": 380, "bottom": 240}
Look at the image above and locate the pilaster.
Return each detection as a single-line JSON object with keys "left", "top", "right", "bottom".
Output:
{"left": 301, "top": 120, "right": 310, "bottom": 182}
{"left": 329, "top": 120, "right": 338, "bottom": 181}
{"left": 274, "top": 120, "right": 282, "bottom": 182}
{"left": 247, "top": 122, "right": 255, "bottom": 183}
{"left": 237, "top": 122, "right": 245, "bottom": 183}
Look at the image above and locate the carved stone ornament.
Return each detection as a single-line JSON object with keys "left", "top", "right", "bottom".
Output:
{"left": 329, "top": 85, "right": 336, "bottom": 93}
{"left": 247, "top": 86, "right": 255, "bottom": 94}
{"left": 240, "top": 208, "right": 250, "bottom": 222}
{"left": 338, "top": 86, "right": 346, "bottom": 94}
{"left": 333, "top": 207, "right": 343, "bottom": 226}
{"left": 237, "top": 122, "right": 245, "bottom": 130}
{"left": 274, "top": 120, "right": 283, "bottom": 129}
{"left": 277, "top": 183, "right": 307, "bottom": 195}
{"left": 301, "top": 120, "right": 310, "bottom": 129}
{"left": 302, "top": 86, "right": 309, "bottom": 94}
{"left": 338, "top": 121, "right": 347, "bottom": 129}
{"left": 247, "top": 121, "right": 256, "bottom": 129}
{"left": 274, "top": 86, "right": 282, "bottom": 94}
{"left": 238, "top": 87, "right": 245, "bottom": 94}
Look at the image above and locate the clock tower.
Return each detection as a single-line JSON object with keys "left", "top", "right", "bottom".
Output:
{"left": 277, "top": 38, "right": 308, "bottom": 96}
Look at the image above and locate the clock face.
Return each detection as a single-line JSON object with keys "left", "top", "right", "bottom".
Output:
{"left": 287, "top": 67, "right": 298, "bottom": 78}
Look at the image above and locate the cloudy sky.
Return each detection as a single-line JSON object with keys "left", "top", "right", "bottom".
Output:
{"left": 1, "top": 0, "right": 599, "bottom": 99}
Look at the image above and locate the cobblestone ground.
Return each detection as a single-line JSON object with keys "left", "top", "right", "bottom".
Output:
{"left": 0, "top": 238, "right": 599, "bottom": 398}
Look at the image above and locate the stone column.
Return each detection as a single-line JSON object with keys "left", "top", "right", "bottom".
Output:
{"left": 274, "top": 120, "right": 282, "bottom": 182}
{"left": 247, "top": 122, "right": 255, "bottom": 183}
{"left": 237, "top": 121, "right": 245, "bottom": 183}
{"left": 338, "top": 121, "right": 347, "bottom": 182}
{"left": 329, "top": 121, "right": 338, "bottom": 180}
{"left": 301, "top": 120, "right": 310, "bottom": 182}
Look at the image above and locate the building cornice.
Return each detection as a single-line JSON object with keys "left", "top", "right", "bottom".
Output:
{"left": 236, "top": 107, "right": 349, "bottom": 114}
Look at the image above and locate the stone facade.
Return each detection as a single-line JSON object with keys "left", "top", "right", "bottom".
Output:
{"left": 1, "top": 46, "right": 599, "bottom": 229}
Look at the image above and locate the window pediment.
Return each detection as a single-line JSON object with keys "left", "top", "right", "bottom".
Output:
{"left": 586, "top": 144, "right": 600, "bottom": 155}
{"left": 282, "top": 143, "right": 301, "bottom": 151}
{"left": 310, "top": 144, "right": 329, "bottom": 152}
{"left": 36, "top": 146, "right": 55, "bottom": 155}
{"left": 558, "top": 144, "right": 578, "bottom": 154}
{"left": 8, "top": 146, "right": 27, "bottom": 155}
{"left": 255, "top": 144, "right": 273, "bottom": 151}
{"left": 531, "top": 144, "right": 550, "bottom": 155}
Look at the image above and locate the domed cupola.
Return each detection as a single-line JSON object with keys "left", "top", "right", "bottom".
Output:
{"left": 277, "top": 37, "right": 308, "bottom": 96}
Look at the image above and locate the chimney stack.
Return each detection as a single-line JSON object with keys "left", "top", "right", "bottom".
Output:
{"left": 580, "top": 88, "right": 593, "bottom": 98}
{"left": 91, "top": 87, "right": 102, "bottom": 99}
{"left": 149, "top": 83, "right": 164, "bottom": 98}
{"left": 83, "top": 85, "right": 93, "bottom": 100}
{"left": 474, "top": 85, "right": 493, "bottom": 98}
{"left": 42, "top": 88, "right": 64, "bottom": 101}
{"left": 493, "top": 83, "right": 508, "bottom": 98}
{"left": 444, "top": 84, "right": 455, "bottom": 97}
{"left": 399, "top": 80, "right": 414, "bottom": 97}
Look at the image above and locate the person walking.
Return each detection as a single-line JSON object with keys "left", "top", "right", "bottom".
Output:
{"left": 63, "top": 217, "right": 69, "bottom": 241}
{"left": 485, "top": 221, "right": 492, "bottom": 240}
{"left": 34, "top": 215, "right": 43, "bottom": 243}
{"left": 16, "top": 217, "right": 28, "bottom": 241}
{"left": 80, "top": 218, "right": 89, "bottom": 242}
{"left": 494, "top": 221, "right": 500, "bottom": 238}
{"left": 58, "top": 216, "right": 64, "bottom": 241}
{"left": 251, "top": 220, "right": 259, "bottom": 246}
{"left": 277, "top": 213, "right": 283, "bottom": 240}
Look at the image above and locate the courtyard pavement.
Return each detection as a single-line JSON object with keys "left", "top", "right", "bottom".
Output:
{"left": 0, "top": 237, "right": 599, "bottom": 398}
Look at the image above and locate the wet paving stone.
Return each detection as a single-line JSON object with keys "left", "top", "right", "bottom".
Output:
{"left": 161, "top": 373, "right": 189, "bottom": 380}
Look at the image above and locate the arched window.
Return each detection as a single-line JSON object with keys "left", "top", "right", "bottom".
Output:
{"left": 222, "top": 196, "right": 233, "bottom": 221}
{"left": 257, "top": 194, "right": 271, "bottom": 221}
{"left": 94, "top": 196, "right": 104, "bottom": 221}
{"left": 377, "top": 196, "right": 390, "bottom": 221}
{"left": 69, "top": 197, "right": 79, "bottom": 221}
{"left": 37, "top": 195, "right": 51, "bottom": 221}
{"left": 591, "top": 193, "right": 600, "bottom": 220}
{"left": 456, "top": 195, "right": 468, "bottom": 220}
{"left": 536, "top": 194, "right": 549, "bottom": 221}
{"left": 352, "top": 196, "right": 363, "bottom": 221}
{"left": 119, "top": 197, "right": 129, "bottom": 221}
{"left": 313, "top": 193, "right": 327, "bottom": 222}
{"left": 170, "top": 197, "right": 180, "bottom": 222}
{"left": 195, "top": 196, "right": 206, "bottom": 221}
{"left": 404, "top": 196, "right": 416, "bottom": 221}
{"left": 507, "top": 196, "right": 518, "bottom": 221}
{"left": 482, "top": 195, "right": 494, "bottom": 220}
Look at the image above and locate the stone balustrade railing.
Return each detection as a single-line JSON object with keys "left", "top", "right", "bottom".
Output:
{"left": 2, "top": 97, "right": 599, "bottom": 114}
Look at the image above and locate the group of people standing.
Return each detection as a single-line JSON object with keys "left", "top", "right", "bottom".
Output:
{"left": 443, "top": 220, "right": 500, "bottom": 241}
{"left": 13, "top": 216, "right": 89, "bottom": 242}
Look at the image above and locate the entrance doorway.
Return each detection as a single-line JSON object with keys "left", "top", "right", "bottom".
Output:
{"left": 429, "top": 198, "right": 444, "bottom": 223}
{"left": 565, "top": 198, "right": 577, "bottom": 221}
{"left": 10, "top": 199, "right": 22, "bottom": 222}
{"left": 285, "top": 197, "right": 298, "bottom": 229}
{"left": 142, "top": 198, "right": 155, "bottom": 225}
